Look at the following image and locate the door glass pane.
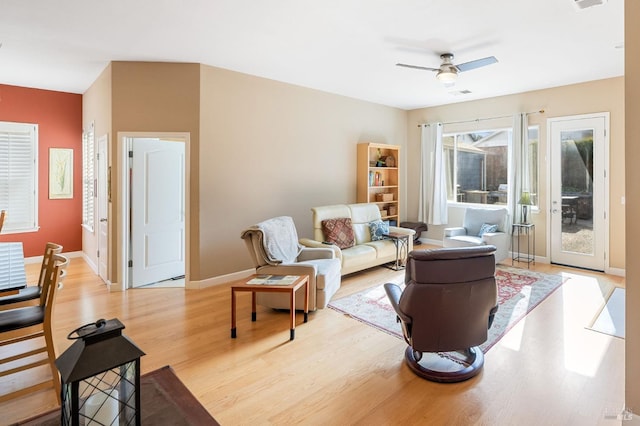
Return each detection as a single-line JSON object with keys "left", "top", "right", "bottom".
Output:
{"left": 560, "top": 129, "right": 594, "bottom": 254}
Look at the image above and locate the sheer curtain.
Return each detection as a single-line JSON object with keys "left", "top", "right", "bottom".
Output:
{"left": 509, "top": 113, "right": 529, "bottom": 224}
{"left": 419, "top": 123, "right": 448, "bottom": 225}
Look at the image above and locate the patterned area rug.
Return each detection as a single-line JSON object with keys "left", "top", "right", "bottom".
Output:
{"left": 328, "top": 265, "right": 567, "bottom": 353}
{"left": 14, "top": 365, "right": 219, "bottom": 425}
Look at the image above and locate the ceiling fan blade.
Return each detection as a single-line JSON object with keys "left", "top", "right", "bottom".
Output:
{"left": 396, "top": 63, "right": 439, "bottom": 72}
{"left": 455, "top": 56, "right": 498, "bottom": 72}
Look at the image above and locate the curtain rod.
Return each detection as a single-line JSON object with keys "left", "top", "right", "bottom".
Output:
{"left": 417, "top": 109, "right": 545, "bottom": 127}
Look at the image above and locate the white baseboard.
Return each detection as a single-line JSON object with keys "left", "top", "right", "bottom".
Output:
{"left": 81, "top": 252, "right": 98, "bottom": 274}
{"left": 606, "top": 267, "right": 626, "bottom": 277}
{"left": 24, "top": 250, "right": 84, "bottom": 264}
{"left": 418, "top": 238, "right": 442, "bottom": 246}
{"left": 188, "top": 268, "right": 254, "bottom": 289}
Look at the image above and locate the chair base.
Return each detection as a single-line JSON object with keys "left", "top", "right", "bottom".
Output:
{"left": 404, "top": 346, "right": 484, "bottom": 383}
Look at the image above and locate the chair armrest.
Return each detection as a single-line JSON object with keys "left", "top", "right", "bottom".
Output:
{"left": 481, "top": 232, "right": 508, "bottom": 245}
{"left": 298, "top": 247, "right": 335, "bottom": 261}
{"left": 257, "top": 264, "right": 318, "bottom": 278}
{"left": 383, "top": 283, "right": 411, "bottom": 324}
{"left": 299, "top": 238, "right": 342, "bottom": 261}
{"left": 444, "top": 227, "right": 467, "bottom": 237}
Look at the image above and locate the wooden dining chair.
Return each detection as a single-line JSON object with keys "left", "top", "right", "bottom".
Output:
{"left": 0, "top": 210, "right": 5, "bottom": 233}
{"left": 0, "top": 242, "right": 63, "bottom": 311}
{"left": 0, "top": 253, "right": 68, "bottom": 403}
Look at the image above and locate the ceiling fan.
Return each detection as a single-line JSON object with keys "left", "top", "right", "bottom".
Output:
{"left": 396, "top": 53, "right": 498, "bottom": 87}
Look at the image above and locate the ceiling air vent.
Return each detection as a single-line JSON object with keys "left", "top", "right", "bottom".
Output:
{"left": 449, "top": 89, "right": 472, "bottom": 96}
{"left": 574, "top": 0, "right": 607, "bottom": 10}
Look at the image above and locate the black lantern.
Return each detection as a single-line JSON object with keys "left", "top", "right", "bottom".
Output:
{"left": 56, "top": 318, "right": 145, "bottom": 426}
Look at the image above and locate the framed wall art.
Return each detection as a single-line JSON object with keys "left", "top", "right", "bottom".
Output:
{"left": 49, "top": 148, "right": 73, "bottom": 199}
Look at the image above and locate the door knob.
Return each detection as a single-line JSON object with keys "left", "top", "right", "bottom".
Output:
{"left": 100, "top": 218, "right": 108, "bottom": 222}
{"left": 552, "top": 209, "right": 558, "bottom": 214}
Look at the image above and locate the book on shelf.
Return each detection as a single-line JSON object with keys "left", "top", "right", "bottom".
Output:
{"left": 247, "top": 275, "right": 300, "bottom": 285}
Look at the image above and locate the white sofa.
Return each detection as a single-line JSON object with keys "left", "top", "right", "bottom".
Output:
{"left": 299, "top": 203, "right": 415, "bottom": 275}
{"left": 442, "top": 207, "right": 509, "bottom": 263}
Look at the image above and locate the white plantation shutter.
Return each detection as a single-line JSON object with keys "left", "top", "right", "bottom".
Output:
{"left": 0, "top": 121, "right": 38, "bottom": 232}
{"left": 82, "top": 127, "right": 95, "bottom": 231}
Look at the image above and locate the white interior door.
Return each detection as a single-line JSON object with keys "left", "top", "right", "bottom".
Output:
{"left": 549, "top": 114, "right": 607, "bottom": 271}
{"left": 131, "top": 138, "right": 185, "bottom": 287}
{"left": 97, "top": 135, "right": 108, "bottom": 283}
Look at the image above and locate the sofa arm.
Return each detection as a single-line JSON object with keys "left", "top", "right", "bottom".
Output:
{"left": 444, "top": 227, "right": 467, "bottom": 237}
{"left": 299, "top": 238, "right": 342, "bottom": 261}
{"left": 298, "top": 247, "right": 335, "bottom": 261}
{"left": 388, "top": 226, "right": 415, "bottom": 238}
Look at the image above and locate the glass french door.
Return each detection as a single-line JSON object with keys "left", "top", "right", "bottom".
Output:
{"left": 549, "top": 114, "right": 607, "bottom": 271}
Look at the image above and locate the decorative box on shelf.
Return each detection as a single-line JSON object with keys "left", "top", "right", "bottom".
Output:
{"left": 380, "top": 209, "right": 388, "bottom": 217}
{"left": 388, "top": 206, "right": 397, "bottom": 216}
{"left": 376, "top": 193, "right": 394, "bottom": 202}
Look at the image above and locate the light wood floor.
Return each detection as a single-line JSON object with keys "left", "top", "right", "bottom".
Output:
{"left": 0, "top": 256, "right": 625, "bottom": 425}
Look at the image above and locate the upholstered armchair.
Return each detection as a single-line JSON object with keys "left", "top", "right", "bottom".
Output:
{"left": 384, "top": 246, "right": 498, "bottom": 382}
{"left": 442, "top": 207, "right": 509, "bottom": 263}
{"left": 241, "top": 216, "right": 341, "bottom": 311}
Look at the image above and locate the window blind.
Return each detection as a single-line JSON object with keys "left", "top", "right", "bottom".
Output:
{"left": 0, "top": 121, "right": 38, "bottom": 232}
{"left": 82, "top": 128, "right": 95, "bottom": 231}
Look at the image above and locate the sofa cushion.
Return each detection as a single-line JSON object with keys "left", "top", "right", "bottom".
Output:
{"left": 311, "top": 204, "right": 352, "bottom": 242}
{"left": 369, "top": 220, "right": 389, "bottom": 241}
{"left": 364, "top": 240, "right": 397, "bottom": 259}
{"left": 321, "top": 218, "right": 355, "bottom": 249}
{"left": 349, "top": 203, "right": 382, "bottom": 244}
{"left": 341, "top": 245, "right": 377, "bottom": 271}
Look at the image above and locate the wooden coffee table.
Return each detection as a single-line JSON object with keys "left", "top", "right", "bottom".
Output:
{"left": 230, "top": 274, "right": 309, "bottom": 341}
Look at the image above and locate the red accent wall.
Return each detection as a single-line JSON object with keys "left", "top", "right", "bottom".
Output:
{"left": 0, "top": 84, "right": 82, "bottom": 257}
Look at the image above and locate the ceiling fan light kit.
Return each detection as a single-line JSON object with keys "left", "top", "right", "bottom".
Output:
{"left": 436, "top": 69, "right": 457, "bottom": 87}
{"left": 397, "top": 52, "right": 498, "bottom": 88}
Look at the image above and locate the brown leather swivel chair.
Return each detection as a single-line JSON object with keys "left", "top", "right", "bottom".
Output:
{"left": 384, "top": 245, "right": 498, "bottom": 382}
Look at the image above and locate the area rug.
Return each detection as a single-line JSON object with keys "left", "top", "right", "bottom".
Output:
{"left": 14, "top": 365, "right": 219, "bottom": 426}
{"left": 588, "top": 286, "right": 625, "bottom": 339}
{"left": 328, "top": 265, "right": 567, "bottom": 353}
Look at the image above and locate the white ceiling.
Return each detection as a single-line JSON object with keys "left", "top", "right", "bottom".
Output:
{"left": 0, "top": 0, "right": 624, "bottom": 110}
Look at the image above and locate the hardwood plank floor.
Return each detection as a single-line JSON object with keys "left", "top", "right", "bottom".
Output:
{"left": 0, "top": 255, "right": 625, "bottom": 425}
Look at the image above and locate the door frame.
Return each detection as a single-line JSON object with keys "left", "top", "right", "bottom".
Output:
{"left": 545, "top": 112, "right": 609, "bottom": 272}
{"left": 97, "top": 134, "right": 109, "bottom": 284}
{"left": 117, "top": 131, "right": 191, "bottom": 291}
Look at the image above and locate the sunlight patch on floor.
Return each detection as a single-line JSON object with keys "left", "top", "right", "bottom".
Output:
{"left": 560, "top": 272, "right": 613, "bottom": 377}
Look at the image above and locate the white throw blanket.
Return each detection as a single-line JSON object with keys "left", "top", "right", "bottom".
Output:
{"left": 242, "top": 216, "right": 302, "bottom": 265}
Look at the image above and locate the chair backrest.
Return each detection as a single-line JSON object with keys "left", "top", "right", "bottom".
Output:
{"left": 400, "top": 246, "right": 497, "bottom": 352}
{"left": 37, "top": 243, "right": 63, "bottom": 289}
{"left": 463, "top": 207, "right": 508, "bottom": 236}
{"left": 40, "top": 254, "right": 69, "bottom": 310}
{"left": 0, "top": 210, "right": 5, "bottom": 233}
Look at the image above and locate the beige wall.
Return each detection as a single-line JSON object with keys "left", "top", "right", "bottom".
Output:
{"left": 110, "top": 62, "right": 201, "bottom": 283}
{"left": 83, "top": 62, "right": 201, "bottom": 283}
{"left": 625, "top": 0, "right": 640, "bottom": 414}
{"left": 406, "top": 77, "right": 625, "bottom": 269}
{"left": 198, "top": 65, "right": 407, "bottom": 279}
{"left": 83, "top": 62, "right": 407, "bottom": 282}
{"left": 82, "top": 64, "right": 112, "bottom": 275}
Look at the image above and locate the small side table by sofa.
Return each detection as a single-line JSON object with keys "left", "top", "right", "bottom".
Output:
{"left": 231, "top": 274, "right": 309, "bottom": 341}
{"left": 383, "top": 232, "right": 410, "bottom": 270}
{"left": 511, "top": 223, "right": 535, "bottom": 268}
